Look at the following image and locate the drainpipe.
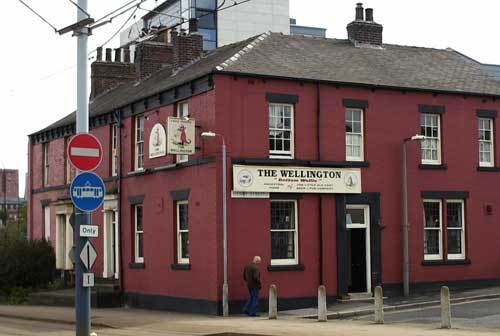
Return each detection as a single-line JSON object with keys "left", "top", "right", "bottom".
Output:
{"left": 117, "top": 110, "right": 125, "bottom": 299}
{"left": 317, "top": 82, "right": 324, "bottom": 286}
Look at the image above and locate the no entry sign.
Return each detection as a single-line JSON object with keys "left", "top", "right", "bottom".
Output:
{"left": 68, "top": 133, "right": 103, "bottom": 171}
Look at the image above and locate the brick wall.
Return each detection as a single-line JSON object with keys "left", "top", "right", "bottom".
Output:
{"left": 347, "top": 21, "right": 383, "bottom": 45}
{"left": 135, "top": 42, "right": 174, "bottom": 81}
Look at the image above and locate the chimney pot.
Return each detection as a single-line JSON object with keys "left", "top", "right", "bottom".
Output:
{"left": 366, "top": 8, "right": 374, "bottom": 22}
{"left": 355, "top": 3, "right": 364, "bottom": 21}
{"left": 114, "top": 48, "right": 122, "bottom": 62}
{"left": 96, "top": 47, "right": 103, "bottom": 61}
{"left": 105, "top": 48, "right": 112, "bottom": 62}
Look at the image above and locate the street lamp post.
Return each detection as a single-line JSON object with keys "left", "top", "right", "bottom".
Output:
{"left": 402, "top": 134, "right": 425, "bottom": 297}
{"left": 201, "top": 131, "right": 228, "bottom": 316}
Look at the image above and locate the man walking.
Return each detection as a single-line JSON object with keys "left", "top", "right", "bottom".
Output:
{"left": 243, "top": 256, "right": 262, "bottom": 316}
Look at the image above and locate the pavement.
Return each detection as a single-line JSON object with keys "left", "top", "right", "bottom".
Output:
{"left": 0, "top": 285, "right": 499, "bottom": 335}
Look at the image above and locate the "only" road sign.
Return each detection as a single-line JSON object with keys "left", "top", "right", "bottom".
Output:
{"left": 68, "top": 133, "right": 103, "bottom": 171}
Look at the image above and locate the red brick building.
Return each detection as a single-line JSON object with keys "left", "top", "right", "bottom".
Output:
{"left": 28, "top": 5, "right": 500, "bottom": 314}
{"left": 1, "top": 169, "right": 21, "bottom": 227}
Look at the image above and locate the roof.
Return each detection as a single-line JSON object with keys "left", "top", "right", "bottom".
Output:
{"left": 35, "top": 33, "right": 500, "bottom": 135}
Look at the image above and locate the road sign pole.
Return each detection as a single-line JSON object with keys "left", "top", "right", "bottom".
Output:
{"left": 75, "top": 0, "right": 90, "bottom": 335}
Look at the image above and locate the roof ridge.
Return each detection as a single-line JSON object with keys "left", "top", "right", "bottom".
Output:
{"left": 215, "top": 31, "right": 271, "bottom": 71}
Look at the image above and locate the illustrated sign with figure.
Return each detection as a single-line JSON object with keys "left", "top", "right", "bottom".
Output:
{"left": 70, "top": 172, "right": 106, "bottom": 212}
{"left": 149, "top": 123, "right": 167, "bottom": 158}
{"left": 167, "top": 117, "right": 195, "bottom": 155}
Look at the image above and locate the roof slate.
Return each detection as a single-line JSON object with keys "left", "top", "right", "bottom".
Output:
{"left": 35, "top": 33, "right": 500, "bottom": 135}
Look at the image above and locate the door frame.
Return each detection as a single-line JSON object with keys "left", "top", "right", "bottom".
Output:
{"left": 336, "top": 193, "right": 382, "bottom": 298}
{"left": 103, "top": 209, "right": 119, "bottom": 279}
{"left": 346, "top": 204, "right": 371, "bottom": 294}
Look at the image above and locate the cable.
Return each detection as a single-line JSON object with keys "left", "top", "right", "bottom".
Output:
{"left": 93, "top": 5, "right": 140, "bottom": 54}
{"left": 17, "top": 0, "right": 58, "bottom": 32}
{"left": 94, "top": 0, "right": 143, "bottom": 25}
{"left": 67, "top": 0, "right": 91, "bottom": 18}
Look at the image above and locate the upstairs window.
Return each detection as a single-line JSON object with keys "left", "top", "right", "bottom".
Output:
{"left": 345, "top": 108, "right": 364, "bottom": 161}
{"left": 111, "top": 124, "right": 119, "bottom": 176}
{"left": 479, "top": 118, "right": 494, "bottom": 167}
{"left": 420, "top": 114, "right": 441, "bottom": 164}
{"left": 134, "top": 115, "right": 145, "bottom": 171}
{"left": 269, "top": 103, "right": 294, "bottom": 159}
{"left": 43, "top": 143, "right": 50, "bottom": 186}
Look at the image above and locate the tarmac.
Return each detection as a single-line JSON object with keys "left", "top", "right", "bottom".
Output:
{"left": 0, "top": 285, "right": 499, "bottom": 336}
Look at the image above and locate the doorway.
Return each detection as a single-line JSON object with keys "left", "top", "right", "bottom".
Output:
{"left": 346, "top": 205, "right": 371, "bottom": 294}
{"left": 104, "top": 210, "right": 119, "bottom": 279}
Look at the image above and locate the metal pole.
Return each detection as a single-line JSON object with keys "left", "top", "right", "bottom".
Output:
{"left": 75, "top": 0, "right": 91, "bottom": 335}
{"left": 402, "top": 141, "right": 409, "bottom": 297}
{"left": 222, "top": 138, "right": 228, "bottom": 317}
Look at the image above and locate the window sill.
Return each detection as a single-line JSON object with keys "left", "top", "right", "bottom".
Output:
{"left": 129, "top": 262, "right": 145, "bottom": 269}
{"left": 419, "top": 163, "right": 448, "bottom": 170}
{"left": 477, "top": 166, "right": 500, "bottom": 172}
{"left": 422, "top": 259, "right": 471, "bottom": 266}
{"left": 267, "top": 264, "right": 305, "bottom": 272}
{"left": 171, "top": 263, "right": 191, "bottom": 271}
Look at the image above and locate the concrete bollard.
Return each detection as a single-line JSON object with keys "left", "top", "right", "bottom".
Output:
{"left": 374, "top": 286, "right": 384, "bottom": 324}
{"left": 269, "top": 284, "right": 277, "bottom": 319}
{"left": 441, "top": 286, "right": 452, "bottom": 329}
{"left": 318, "top": 285, "right": 327, "bottom": 322}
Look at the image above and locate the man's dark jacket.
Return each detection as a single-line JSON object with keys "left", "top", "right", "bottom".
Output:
{"left": 243, "top": 262, "right": 261, "bottom": 291}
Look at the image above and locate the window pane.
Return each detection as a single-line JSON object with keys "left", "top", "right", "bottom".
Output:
{"left": 271, "top": 231, "right": 295, "bottom": 259}
{"left": 447, "top": 202, "right": 462, "bottom": 228}
{"left": 346, "top": 208, "right": 364, "bottom": 224}
{"left": 271, "top": 202, "right": 295, "bottom": 229}
{"left": 136, "top": 206, "right": 143, "bottom": 231}
{"left": 181, "top": 232, "right": 189, "bottom": 258}
{"left": 137, "top": 233, "right": 143, "bottom": 258}
{"left": 424, "top": 202, "right": 440, "bottom": 228}
{"left": 179, "top": 203, "right": 189, "bottom": 230}
{"left": 424, "top": 230, "right": 440, "bottom": 255}
{"left": 447, "top": 229, "right": 462, "bottom": 255}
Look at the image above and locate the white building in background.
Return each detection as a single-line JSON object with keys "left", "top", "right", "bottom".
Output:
{"left": 120, "top": 0, "right": 291, "bottom": 50}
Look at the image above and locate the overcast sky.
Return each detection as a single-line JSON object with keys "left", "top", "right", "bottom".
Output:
{"left": 2, "top": 0, "right": 500, "bottom": 196}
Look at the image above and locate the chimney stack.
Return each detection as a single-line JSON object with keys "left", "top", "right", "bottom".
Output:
{"left": 172, "top": 27, "right": 204, "bottom": 69}
{"left": 347, "top": 3, "right": 383, "bottom": 46}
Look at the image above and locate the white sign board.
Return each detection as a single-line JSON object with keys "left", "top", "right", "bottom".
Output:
{"left": 233, "top": 165, "right": 362, "bottom": 194}
{"left": 149, "top": 123, "right": 167, "bottom": 158}
{"left": 80, "top": 241, "right": 97, "bottom": 271}
{"left": 80, "top": 225, "right": 99, "bottom": 238}
{"left": 167, "top": 117, "right": 195, "bottom": 155}
{"left": 83, "top": 273, "right": 94, "bottom": 287}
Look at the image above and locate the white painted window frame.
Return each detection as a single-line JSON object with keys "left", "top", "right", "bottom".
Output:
{"left": 43, "top": 205, "right": 50, "bottom": 241}
{"left": 446, "top": 200, "right": 466, "bottom": 260}
{"left": 134, "top": 115, "right": 145, "bottom": 171}
{"left": 345, "top": 108, "right": 364, "bottom": 161}
{"left": 176, "top": 200, "right": 189, "bottom": 264}
{"left": 103, "top": 209, "right": 119, "bottom": 279}
{"left": 420, "top": 114, "right": 441, "bottom": 165}
{"left": 65, "top": 138, "right": 72, "bottom": 184}
{"left": 346, "top": 204, "right": 371, "bottom": 294}
{"left": 134, "top": 204, "right": 144, "bottom": 263}
{"left": 270, "top": 200, "right": 299, "bottom": 265}
{"left": 111, "top": 124, "right": 119, "bottom": 176}
{"left": 43, "top": 143, "right": 50, "bottom": 186}
{"left": 269, "top": 103, "right": 295, "bottom": 159}
{"left": 176, "top": 102, "right": 189, "bottom": 163}
{"left": 479, "top": 118, "right": 495, "bottom": 167}
{"left": 423, "top": 199, "right": 443, "bottom": 260}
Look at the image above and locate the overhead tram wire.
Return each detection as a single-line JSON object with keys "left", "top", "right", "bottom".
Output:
{"left": 93, "top": 0, "right": 145, "bottom": 25}
{"left": 16, "top": 0, "right": 58, "bottom": 33}
{"left": 67, "top": 0, "right": 91, "bottom": 18}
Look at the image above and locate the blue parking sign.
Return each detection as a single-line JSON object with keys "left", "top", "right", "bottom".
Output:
{"left": 70, "top": 172, "right": 105, "bottom": 212}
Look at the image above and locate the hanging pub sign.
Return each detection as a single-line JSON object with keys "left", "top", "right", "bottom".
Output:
{"left": 167, "top": 117, "right": 195, "bottom": 155}
{"left": 149, "top": 123, "right": 167, "bottom": 158}
{"left": 233, "top": 165, "right": 362, "bottom": 194}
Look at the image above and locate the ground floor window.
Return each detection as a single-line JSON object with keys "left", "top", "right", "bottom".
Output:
{"left": 134, "top": 205, "right": 144, "bottom": 263}
{"left": 270, "top": 200, "right": 298, "bottom": 265}
{"left": 423, "top": 199, "right": 466, "bottom": 261}
{"left": 176, "top": 201, "right": 189, "bottom": 264}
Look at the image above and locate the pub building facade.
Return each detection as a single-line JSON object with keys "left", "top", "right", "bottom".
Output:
{"left": 28, "top": 5, "right": 500, "bottom": 314}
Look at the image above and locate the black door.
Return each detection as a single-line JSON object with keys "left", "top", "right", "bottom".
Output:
{"left": 348, "top": 228, "right": 367, "bottom": 293}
